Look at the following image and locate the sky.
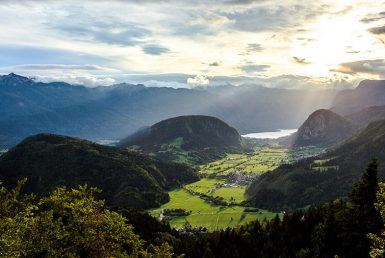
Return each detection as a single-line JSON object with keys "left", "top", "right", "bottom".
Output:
{"left": 0, "top": 0, "right": 385, "bottom": 90}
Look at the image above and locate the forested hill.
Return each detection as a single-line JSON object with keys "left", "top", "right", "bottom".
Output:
{"left": 118, "top": 115, "right": 249, "bottom": 165}
{"left": 246, "top": 119, "right": 385, "bottom": 211}
{"left": 0, "top": 133, "right": 199, "bottom": 209}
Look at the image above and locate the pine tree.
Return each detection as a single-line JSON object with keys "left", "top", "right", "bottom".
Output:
{"left": 346, "top": 156, "right": 383, "bottom": 257}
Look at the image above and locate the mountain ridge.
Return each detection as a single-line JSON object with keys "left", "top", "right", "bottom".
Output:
{"left": 0, "top": 73, "right": 337, "bottom": 149}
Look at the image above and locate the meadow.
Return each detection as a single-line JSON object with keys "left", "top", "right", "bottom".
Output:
{"left": 150, "top": 188, "right": 279, "bottom": 230}
{"left": 198, "top": 147, "right": 287, "bottom": 176}
{"left": 148, "top": 144, "right": 323, "bottom": 231}
{"left": 312, "top": 157, "right": 339, "bottom": 171}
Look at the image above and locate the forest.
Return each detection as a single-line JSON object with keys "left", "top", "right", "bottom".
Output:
{"left": 1, "top": 157, "right": 384, "bottom": 258}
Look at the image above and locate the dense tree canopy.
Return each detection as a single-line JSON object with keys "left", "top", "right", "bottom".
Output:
{"left": 0, "top": 180, "right": 182, "bottom": 258}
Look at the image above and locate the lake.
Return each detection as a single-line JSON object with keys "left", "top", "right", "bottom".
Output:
{"left": 242, "top": 129, "right": 297, "bottom": 139}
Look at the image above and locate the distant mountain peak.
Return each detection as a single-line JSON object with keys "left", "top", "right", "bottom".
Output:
{"left": 0, "top": 73, "right": 34, "bottom": 86}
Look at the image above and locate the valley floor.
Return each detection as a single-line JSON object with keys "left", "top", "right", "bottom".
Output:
{"left": 149, "top": 141, "right": 326, "bottom": 231}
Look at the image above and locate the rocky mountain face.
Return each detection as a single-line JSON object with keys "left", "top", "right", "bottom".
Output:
{"left": 0, "top": 73, "right": 337, "bottom": 149}
{"left": 118, "top": 115, "right": 248, "bottom": 165}
{"left": 286, "top": 109, "right": 358, "bottom": 148}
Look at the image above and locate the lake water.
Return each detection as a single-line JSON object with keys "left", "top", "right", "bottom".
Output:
{"left": 242, "top": 129, "right": 297, "bottom": 139}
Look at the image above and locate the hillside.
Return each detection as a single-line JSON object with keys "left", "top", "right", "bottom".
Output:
{"left": 118, "top": 115, "right": 248, "bottom": 165}
{"left": 246, "top": 119, "right": 385, "bottom": 211}
{"left": 0, "top": 73, "right": 336, "bottom": 149}
{"left": 331, "top": 80, "right": 385, "bottom": 116}
{"left": 0, "top": 133, "right": 199, "bottom": 209}
{"left": 284, "top": 109, "right": 358, "bottom": 148}
{"left": 346, "top": 105, "right": 385, "bottom": 127}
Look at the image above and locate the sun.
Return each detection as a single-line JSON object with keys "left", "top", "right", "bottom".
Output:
{"left": 289, "top": 14, "right": 376, "bottom": 77}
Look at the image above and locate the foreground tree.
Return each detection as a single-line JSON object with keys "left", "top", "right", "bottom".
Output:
{"left": 347, "top": 156, "right": 383, "bottom": 257}
{"left": 0, "top": 181, "right": 143, "bottom": 257}
{"left": 368, "top": 181, "right": 385, "bottom": 257}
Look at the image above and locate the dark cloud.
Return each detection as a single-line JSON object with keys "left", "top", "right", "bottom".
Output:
{"left": 208, "top": 61, "right": 222, "bottom": 66}
{"left": 141, "top": 44, "right": 171, "bottom": 55}
{"left": 368, "top": 25, "right": 385, "bottom": 35}
{"left": 290, "top": 57, "right": 311, "bottom": 65}
{"left": 360, "top": 12, "right": 385, "bottom": 23}
{"left": 330, "top": 59, "right": 385, "bottom": 76}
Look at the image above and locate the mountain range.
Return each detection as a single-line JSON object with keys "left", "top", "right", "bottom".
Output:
{"left": 0, "top": 73, "right": 337, "bottom": 149}
{"left": 2, "top": 73, "right": 385, "bottom": 213}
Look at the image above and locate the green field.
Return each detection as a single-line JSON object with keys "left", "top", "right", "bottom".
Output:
{"left": 312, "top": 157, "right": 339, "bottom": 171}
{"left": 149, "top": 188, "right": 280, "bottom": 230}
{"left": 148, "top": 145, "right": 323, "bottom": 231}
{"left": 198, "top": 148, "right": 287, "bottom": 176}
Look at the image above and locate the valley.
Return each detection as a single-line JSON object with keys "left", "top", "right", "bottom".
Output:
{"left": 149, "top": 141, "right": 322, "bottom": 231}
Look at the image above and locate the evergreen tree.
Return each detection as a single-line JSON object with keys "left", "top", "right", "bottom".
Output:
{"left": 368, "top": 182, "right": 385, "bottom": 257}
{"left": 346, "top": 156, "right": 383, "bottom": 257}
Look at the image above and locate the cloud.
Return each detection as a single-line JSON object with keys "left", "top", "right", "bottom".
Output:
{"left": 238, "top": 62, "right": 270, "bottom": 74}
{"left": 330, "top": 59, "right": 385, "bottom": 77}
{"left": 51, "top": 19, "right": 152, "bottom": 46}
{"left": 142, "top": 44, "right": 171, "bottom": 55}
{"left": 360, "top": 12, "right": 385, "bottom": 23}
{"left": 190, "top": 12, "right": 236, "bottom": 26}
{"left": 265, "top": 34, "right": 292, "bottom": 45}
{"left": 187, "top": 75, "right": 210, "bottom": 86}
{"left": 290, "top": 57, "right": 311, "bottom": 65}
{"left": 239, "top": 43, "right": 264, "bottom": 55}
{"left": 368, "top": 25, "right": 385, "bottom": 35}
{"left": 34, "top": 74, "right": 116, "bottom": 87}
{"left": 228, "top": 4, "right": 324, "bottom": 34}
{"left": 144, "top": 80, "right": 190, "bottom": 89}
{"left": 208, "top": 61, "right": 222, "bottom": 66}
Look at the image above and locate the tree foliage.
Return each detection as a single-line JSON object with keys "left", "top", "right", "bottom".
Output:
{"left": 0, "top": 180, "right": 143, "bottom": 257}
{"left": 368, "top": 181, "right": 385, "bottom": 257}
